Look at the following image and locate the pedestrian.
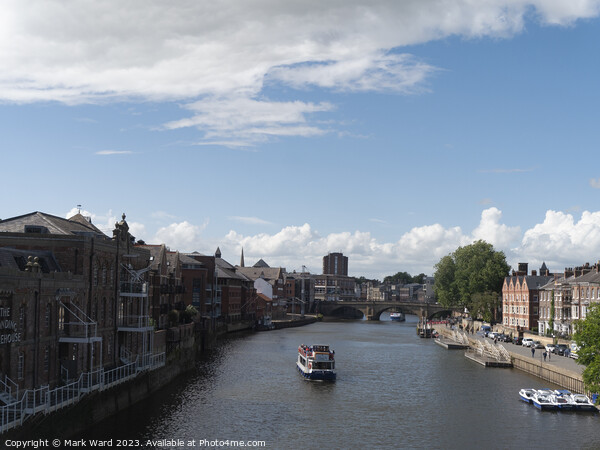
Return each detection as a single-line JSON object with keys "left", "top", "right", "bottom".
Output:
{"left": 543, "top": 351, "right": 547, "bottom": 361}
{"left": 531, "top": 347, "right": 535, "bottom": 358}
{"left": 548, "top": 350, "right": 551, "bottom": 360}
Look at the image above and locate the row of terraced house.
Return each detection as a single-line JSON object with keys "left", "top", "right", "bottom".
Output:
{"left": 502, "top": 261, "right": 600, "bottom": 337}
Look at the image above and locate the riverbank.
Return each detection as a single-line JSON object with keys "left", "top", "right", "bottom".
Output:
{"left": 4, "top": 315, "right": 317, "bottom": 439}
{"left": 434, "top": 325, "right": 589, "bottom": 396}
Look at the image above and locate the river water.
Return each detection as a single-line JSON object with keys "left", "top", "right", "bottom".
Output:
{"left": 81, "top": 315, "right": 600, "bottom": 449}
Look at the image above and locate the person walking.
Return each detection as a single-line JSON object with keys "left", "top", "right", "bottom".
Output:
{"left": 531, "top": 347, "right": 535, "bottom": 358}
{"left": 543, "top": 351, "right": 547, "bottom": 362}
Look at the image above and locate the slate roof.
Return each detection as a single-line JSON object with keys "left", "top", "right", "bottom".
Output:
{"left": 253, "top": 259, "right": 270, "bottom": 268}
{"left": 0, "top": 247, "right": 62, "bottom": 273}
{"left": 236, "top": 266, "right": 283, "bottom": 282}
{"left": 0, "top": 211, "right": 107, "bottom": 237}
{"left": 506, "top": 275, "right": 554, "bottom": 289}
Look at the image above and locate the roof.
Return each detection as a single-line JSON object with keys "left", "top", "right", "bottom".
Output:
{"left": 236, "top": 266, "right": 283, "bottom": 281}
{"left": 253, "top": 258, "right": 270, "bottom": 268}
{"left": 179, "top": 254, "right": 205, "bottom": 267}
{"left": 0, "top": 211, "right": 107, "bottom": 237}
{"left": 0, "top": 247, "right": 62, "bottom": 273}
{"left": 506, "top": 275, "right": 554, "bottom": 289}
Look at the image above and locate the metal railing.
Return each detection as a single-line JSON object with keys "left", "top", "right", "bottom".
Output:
{"left": 118, "top": 315, "right": 151, "bottom": 329}
{"left": 0, "top": 375, "right": 18, "bottom": 403}
{"left": 0, "top": 351, "right": 166, "bottom": 434}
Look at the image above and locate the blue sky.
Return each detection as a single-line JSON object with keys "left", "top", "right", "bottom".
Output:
{"left": 2, "top": 1, "right": 600, "bottom": 279}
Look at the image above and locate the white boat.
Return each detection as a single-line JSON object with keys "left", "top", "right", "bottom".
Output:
{"left": 297, "top": 344, "right": 336, "bottom": 381}
{"left": 532, "top": 389, "right": 557, "bottom": 410}
{"left": 518, "top": 388, "right": 536, "bottom": 404}
{"left": 571, "top": 394, "right": 597, "bottom": 412}
{"left": 551, "top": 390, "right": 576, "bottom": 410}
{"left": 390, "top": 312, "right": 405, "bottom": 322}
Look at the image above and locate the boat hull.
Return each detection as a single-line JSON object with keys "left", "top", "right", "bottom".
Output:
{"left": 297, "top": 363, "right": 336, "bottom": 381}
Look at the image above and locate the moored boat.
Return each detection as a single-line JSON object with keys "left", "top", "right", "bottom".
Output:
{"left": 571, "top": 393, "right": 597, "bottom": 412}
{"left": 518, "top": 388, "right": 536, "bottom": 404}
{"left": 532, "top": 390, "right": 557, "bottom": 410}
{"left": 297, "top": 344, "right": 336, "bottom": 381}
{"left": 390, "top": 312, "right": 405, "bottom": 322}
{"left": 551, "top": 390, "right": 576, "bottom": 410}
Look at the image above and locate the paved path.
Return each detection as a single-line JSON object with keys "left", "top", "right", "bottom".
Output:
{"left": 475, "top": 333, "right": 584, "bottom": 374}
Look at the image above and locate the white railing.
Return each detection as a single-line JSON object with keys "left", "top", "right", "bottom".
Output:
{"left": 118, "top": 315, "right": 151, "bottom": 329}
{"left": 0, "top": 375, "right": 18, "bottom": 403}
{"left": 0, "top": 351, "right": 166, "bottom": 434}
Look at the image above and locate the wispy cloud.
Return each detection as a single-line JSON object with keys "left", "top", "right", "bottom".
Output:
{"left": 1, "top": 2, "right": 599, "bottom": 146}
{"left": 95, "top": 150, "right": 134, "bottom": 155}
{"left": 229, "top": 216, "right": 274, "bottom": 226}
{"left": 478, "top": 168, "right": 534, "bottom": 174}
{"left": 590, "top": 178, "right": 600, "bottom": 189}
{"left": 369, "top": 218, "right": 388, "bottom": 224}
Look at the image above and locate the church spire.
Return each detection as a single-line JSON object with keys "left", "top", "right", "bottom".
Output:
{"left": 240, "top": 247, "right": 245, "bottom": 267}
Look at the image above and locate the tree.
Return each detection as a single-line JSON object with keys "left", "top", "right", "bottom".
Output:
{"left": 433, "top": 240, "right": 510, "bottom": 319}
{"left": 574, "top": 303, "right": 600, "bottom": 394}
{"left": 383, "top": 272, "right": 426, "bottom": 285}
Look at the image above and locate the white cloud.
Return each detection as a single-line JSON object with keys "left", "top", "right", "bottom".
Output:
{"left": 471, "top": 207, "right": 521, "bottom": 248}
{"left": 229, "top": 216, "right": 274, "bottom": 226}
{"left": 519, "top": 210, "right": 600, "bottom": 267}
{"left": 95, "top": 150, "right": 134, "bottom": 155}
{"left": 590, "top": 178, "right": 600, "bottom": 188}
{"left": 65, "top": 206, "right": 600, "bottom": 278}
{"left": 152, "top": 221, "right": 203, "bottom": 252}
{"left": 2, "top": 1, "right": 599, "bottom": 145}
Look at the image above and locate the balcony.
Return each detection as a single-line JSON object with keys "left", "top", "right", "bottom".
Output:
{"left": 117, "top": 315, "right": 153, "bottom": 332}
{"left": 119, "top": 282, "right": 148, "bottom": 298}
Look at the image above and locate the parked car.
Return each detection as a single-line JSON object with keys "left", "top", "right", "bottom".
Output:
{"left": 554, "top": 344, "right": 569, "bottom": 356}
{"left": 532, "top": 341, "right": 544, "bottom": 349}
{"left": 545, "top": 344, "right": 556, "bottom": 354}
{"left": 570, "top": 342, "right": 580, "bottom": 359}
{"left": 501, "top": 334, "right": 513, "bottom": 343}
{"left": 488, "top": 332, "right": 498, "bottom": 340}
{"left": 512, "top": 336, "right": 523, "bottom": 345}
{"left": 522, "top": 337, "right": 534, "bottom": 347}
{"left": 480, "top": 325, "right": 491, "bottom": 336}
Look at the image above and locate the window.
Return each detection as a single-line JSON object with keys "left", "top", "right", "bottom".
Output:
{"left": 45, "top": 303, "right": 51, "bottom": 329}
{"left": 17, "top": 353, "right": 24, "bottom": 380}
{"left": 44, "top": 346, "right": 50, "bottom": 372}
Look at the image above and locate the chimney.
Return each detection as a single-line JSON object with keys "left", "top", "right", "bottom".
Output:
{"left": 564, "top": 267, "right": 574, "bottom": 279}
{"left": 518, "top": 262, "right": 528, "bottom": 276}
{"left": 531, "top": 270, "right": 537, "bottom": 276}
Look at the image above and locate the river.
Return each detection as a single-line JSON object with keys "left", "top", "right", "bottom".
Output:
{"left": 80, "top": 315, "right": 600, "bottom": 449}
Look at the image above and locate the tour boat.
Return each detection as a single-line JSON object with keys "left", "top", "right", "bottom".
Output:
{"left": 518, "top": 388, "right": 536, "bottom": 404}
{"left": 532, "top": 389, "right": 557, "bottom": 410}
{"left": 571, "top": 393, "right": 597, "bottom": 412}
{"left": 297, "top": 344, "right": 336, "bottom": 381}
{"left": 390, "top": 312, "right": 405, "bottom": 322}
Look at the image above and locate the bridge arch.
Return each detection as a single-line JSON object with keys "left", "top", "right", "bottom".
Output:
{"left": 319, "top": 300, "right": 456, "bottom": 321}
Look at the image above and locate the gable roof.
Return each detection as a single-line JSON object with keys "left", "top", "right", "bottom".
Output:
{"left": 253, "top": 258, "right": 270, "bottom": 268}
{"left": 0, "top": 211, "right": 107, "bottom": 237}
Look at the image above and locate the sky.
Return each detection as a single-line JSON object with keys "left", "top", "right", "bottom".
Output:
{"left": 2, "top": 1, "right": 600, "bottom": 279}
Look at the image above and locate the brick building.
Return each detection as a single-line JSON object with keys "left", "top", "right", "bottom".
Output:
{"left": 0, "top": 211, "right": 156, "bottom": 391}
{"left": 502, "top": 262, "right": 552, "bottom": 332}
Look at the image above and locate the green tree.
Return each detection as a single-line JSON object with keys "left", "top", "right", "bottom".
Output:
{"left": 574, "top": 303, "right": 600, "bottom": 394}
{"left": 383, "top": 272, "right": 426, "bottom": 285}
{"left": 433, "top": 240, "right": 510, "bottom": 318}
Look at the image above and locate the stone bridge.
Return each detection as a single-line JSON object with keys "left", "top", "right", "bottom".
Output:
{"left": 317, "top": 300, "right": 455, "bottom": 321}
